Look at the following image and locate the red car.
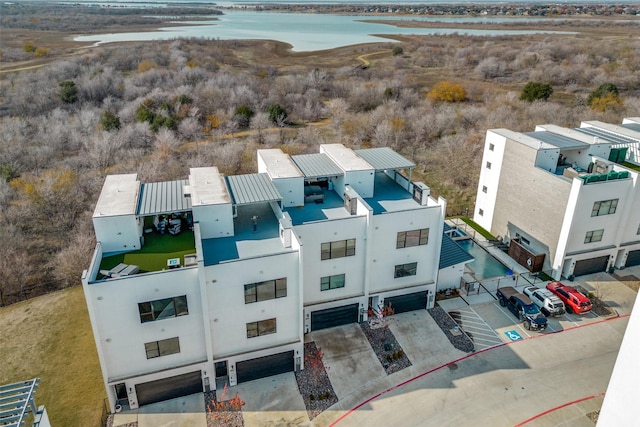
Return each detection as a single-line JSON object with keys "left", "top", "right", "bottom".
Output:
{"left": 546, "top": 282, "right": 592, "bottom": 314}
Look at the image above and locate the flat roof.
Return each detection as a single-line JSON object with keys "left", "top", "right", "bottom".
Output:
{"left": 187, "top": 167, "right": 231, "bottom": 206}
{"left": 0, "top": 378, "right": 40, "bottom": 427}
{"left": 321, "top": 144, "right": 372, "bottom": 172}
{"left": 355, "top": 147, "right": 415, "bottom": 171}
{"left": 93, "top": 174, "right": 139, "bottom": 218}
{"left": 291, "top": 153, "right": 344, "bottom": 178}
{"left": 137, "top": 179, "right": 192, "bottom": 216}
{"left": 577, "top": 127, "right": 640, "bottom": 146}
{"left": 226, "top": 173, "right": 282, "bottom": 205}
{"left": 524, "top": 131, "right": 589, "bottom": 150}
{"left": 258, "top": 149, "right": 303, "bottom": 179}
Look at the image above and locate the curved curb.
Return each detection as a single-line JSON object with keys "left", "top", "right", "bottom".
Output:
{"left": 329, "top": 313, "right": 629, "bottom": 426}
{"left": 514, "top": 392, "right": 605, "bottom": 426}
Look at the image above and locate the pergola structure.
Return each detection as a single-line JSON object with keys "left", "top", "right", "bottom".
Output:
{"left": 0, "top": 378, "right": 42, "bottom": 427}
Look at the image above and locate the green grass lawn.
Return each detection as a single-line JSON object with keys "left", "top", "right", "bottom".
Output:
{"left": 0, "top": 286, "right": 106, "bottom": 427}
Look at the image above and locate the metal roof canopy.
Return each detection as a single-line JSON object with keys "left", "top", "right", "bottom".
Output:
{"left": 291, "top": 153, "right": 344, "bottom": 178}
{"left": 0, "top": 378, "right": 40, "bottom": 427}
{"left": 137, "top": 179, "right": 192, "bottom": 216}
{"left": 524, "top": 131, "right": 589, "bottom": 150}
{"left": 577, "top": 127, "right": 640, "bottom": 146}
{"left": 355, "top": 147, "right": 415, "bottom": 171}
{"left": 226, "top": 173, "right": 282, "bottom": 205}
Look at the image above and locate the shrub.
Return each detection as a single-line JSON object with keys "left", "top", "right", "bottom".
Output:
{"left": 34, "top": 47, "right": 50, "bottom": 57}
{"left": 588, "top": 84, "right": 622, "bottom": 112}
{"left": 520, "top": 82, "right": 553, "bottom": 102}
{"left": 23, "top": 43, "right": 37, "bottom": 53}
{"left": 427, "top": 81, "right": 467, "bottom": 103}
{"left": 234, "top": 105, "right": 254, "bottom": 128}
{"left": 59, "top": 80, "right": 78, "bottom": 104}
{"left": 101, "top": 110, "right": 121, "bottom": 131}
{"left": 588, "top": 83, "right": 618, "bottom": 106}
{"left": 309, "top": 394, "right": 315, "bottom": 401}
{"left": 137, "top": 60, "right": 157, "bottom": 73}
{"left": 392, "top": 46, "right": 403, "bottom": 56}
{"left": 266, "top": 103, "right": 287, "bottom": 124}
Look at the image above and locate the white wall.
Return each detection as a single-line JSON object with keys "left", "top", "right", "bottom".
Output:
{"left": 192, "top": 203, "right": 234, "bottom": 239}
{"left": 295, "top": 216, "right": 368, "bottom": 305}
{"left": 368, "top": 208, "right": 441, "bottom": 293}
{"left": 273, "top": 177, "right": 304, "bottom": 207}
{"left": 344, "top": 170, "right": 375, "bottom": 198}
{"left": 204, "top": 252, "right": 301, "bottom": 359}
{"left": 437, "top": 263, "right": 466, "bottom": 291}
{"left": 474, "top": 131, "right": 506, "bottom": 231}
{"left": 94, "top": 215, "right": 141, "bottom": 253}
{"left": 84, "top": 267, "right": 206, "bottom": 382}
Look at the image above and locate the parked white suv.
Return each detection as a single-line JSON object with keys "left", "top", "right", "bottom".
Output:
{"left": 523, "top": 286, "right": 565, "bottom": 317}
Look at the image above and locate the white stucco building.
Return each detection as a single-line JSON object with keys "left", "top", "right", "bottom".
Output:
{"left": 473, "top": 119, "right": 640, "bottom": 280}
{"left": 83, "top": 145, "right": 465, "bottom": 412}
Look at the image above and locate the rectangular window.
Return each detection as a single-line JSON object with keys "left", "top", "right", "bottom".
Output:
{"left": 145, "top": 337, "right": 180, "bottom": 359}
{"left": 591, "top": 199, "right": 618, "bottom": 217}
{"left": 321, "top": 239, "right": 356, "bottom": 260}
{"left": 637, "top": 224, "right": 640, "bottom": 235}
{"left": 486, "top": 161, "right": 492, "bottom": 170}
{"left": 246, "top": 318, "right": 277, "bottom": 338}
{"left": 479, "top": 208, "right": 484, "bottom": 216}
{"left": 396, "top": 229, "right": 429, "bottom": 249}
{"left": 138, "top": 296, "right": 188, "bottom": 323}
{"left": 394, "top": 262, "right": 418, "bottom": 278}
{"left": 489, "top": 143, "right": 495, "bottom": 151}
{"left": 244, "top": 278, "right": 287, "bottom": 304}
{"left": 584, "top": 229, "right": 604, "bottom": 244}
{"left": 321, "top": 274, "right": 346, "bottom": 291}
{"left": 482, "top": 185, "right": 488, "bottom": 193}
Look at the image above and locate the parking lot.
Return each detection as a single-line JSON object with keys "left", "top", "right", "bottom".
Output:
{"left": 442, "top": 270, "right": 639, "bottom": 349}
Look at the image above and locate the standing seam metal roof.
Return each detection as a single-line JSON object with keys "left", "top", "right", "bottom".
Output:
{"left": 523, "top": 131, "right": 588, "bottom": 150}
{"left": 576, "top": 127, "right": 640, "bottom": 145}
{"left": 355, "top": 147, "right": 415, "bottom": 171}
{"left": 137, "top": 179, "right": 192, "bottom": 216}
{"left": 291, "top": 153, "right": 344, "bottom": 178}
{"left": 226, "top": 173, "right": 282, "bottom": 205}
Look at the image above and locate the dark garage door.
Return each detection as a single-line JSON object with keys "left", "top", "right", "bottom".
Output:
{"left": 311, "top": 303, "right": 359, "bottom": 331}
{"left": 236, "top": 351, "right": 294, "bottom": 384}
{"left": 627, "top": 250, "right": 640, "bottom": 267}
{"left": 574, "top": 256, "right": 609, "bottom": 277}
{"left": 136, "top": 371, "right": 202, "bottom": 407}
{"left": 385, "top": 291, "right": 427, "bottom": 314}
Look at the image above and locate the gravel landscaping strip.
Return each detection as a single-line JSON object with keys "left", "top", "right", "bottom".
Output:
{"left": 360, "top": 321, "right": 412, "bottom": 375}
{"left": 204, "top": 390, "right": 244, "bottom": 427}
{"left": 428, "top": 307, "right": 475, "bottom": 353}
{"left": 294, "top": 341, "right": 338, "bottom": 421}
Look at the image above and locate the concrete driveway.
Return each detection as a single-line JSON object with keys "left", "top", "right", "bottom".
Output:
{"left": 309, "top": 323, "right": 384, "bottom": 400}
{"left": 111, "top": 392, "right": 206, "bottom": 427}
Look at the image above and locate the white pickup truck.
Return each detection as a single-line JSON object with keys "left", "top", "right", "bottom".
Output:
{"left": 523, "top": 286, "right": 565, "bottom": 317}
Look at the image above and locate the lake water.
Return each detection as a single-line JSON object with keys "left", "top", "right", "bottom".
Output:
{"left": 74, "top": 9, "right": 576, "bottom": 51}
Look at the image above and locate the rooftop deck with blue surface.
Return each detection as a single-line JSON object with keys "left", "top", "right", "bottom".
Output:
{"left": 201, "top": 204, "right": 290, "bottom": 266}
{"left": 364, "top": 172, "right": 418, "bottom": 214}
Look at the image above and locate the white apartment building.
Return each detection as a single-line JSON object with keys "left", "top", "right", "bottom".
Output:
{"left": 473, "top": 119, "right": 640, "bottom": 280}
{"left": 83, "top": 145, "right": 457, "bottom": 412}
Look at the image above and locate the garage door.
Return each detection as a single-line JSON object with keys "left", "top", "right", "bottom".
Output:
{"left": 236, "top": 351, "right": 294, "bottom": 384}
{"left": 573, "top": 256, "right": 609, "bottom": 277}
{"left": 626, "top": 250, "right": 640, "bottom": 267}
{"left": 311, "top": 303, "right": 359, "bottom": 331}
{"left": 385, "top": 291, "right": 427, "bottom": 314}
{"left": 136, "top": 371, "right": 202, "bottom": 407}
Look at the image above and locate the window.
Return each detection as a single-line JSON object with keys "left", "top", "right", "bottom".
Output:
{"left": 584, "top": 229, "right": 604, "bottom": 244}
{"left": 489, "top": 143, "right": 495, "bottom": 151}
{"left": 591, "top": 199, "right": 618, "bottom": 217}
{"left": 394, "top": 262, "right": 417, "bottom": 278}
{"left": 244, "top": 278, "right": 287, "bottom": 304}
{"left": 138, "top": 296, "right": 188, "bottom": 323}
{"left": 321, "top": 274, "right": 345, "bottom": 291}
{"left": 396, "top": 229, "right": 429, "bottom": 249}
{"left": 321, "top": 239, "right": 356, "bottom": 260}
{"left": 246, "top": 318, "right": 277, "bottom": 338}
{"left": 486, "top": 161, "right": 492, "bottom": 170}
{"left": 145, "top": 337, "right": 180, "bottom": 359}
{"left": 637, "top": 224, "right": 640, "bottom": 235}
{"left": 482, "top": 186, "right": 488, "bottom": 193}
{"left": 478, "top": 209, "right": 484, "bottom": 216}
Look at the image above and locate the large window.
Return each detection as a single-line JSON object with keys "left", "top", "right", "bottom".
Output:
{"left": 244, "top": 278, "right": 287, "bottom": 304}
{"left": 486, "top": 161, "right": 492, "bottom": 170}
{"left": 321, "top": 274, "right": 345, "bottom": 291}
{"left": 321, "top": 239, "right": 356, "bottom": 260}
{"left": 145, "top": 337, "right": 180, "bottom": 359}
{"left": 394, "top": 262, "right": 418, "bottom": 278}
{"left": 591, "top": 199, "right": 618, "bottom": 217}
{"left": 246, "top": 318, "right": 277, "bottom": 338}
{"left": 138, "top": 296, "right": 188, "bottom": 323}
{"left": 396, "top": 229, "right": 429, "bottom": 249}
{"left": 584, "top": 229, "right": 604, "bottom": 244}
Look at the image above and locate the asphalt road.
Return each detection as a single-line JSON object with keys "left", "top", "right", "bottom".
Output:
{"left": 328, "top": 316, "right": 627, "bottom": 427}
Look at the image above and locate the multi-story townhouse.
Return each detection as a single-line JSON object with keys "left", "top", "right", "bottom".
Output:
{"left": 83, "top": 144, "right": 455, "bottom": 412}
{"left": 473, "top": 120, "right": 640, "bottom": 280}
